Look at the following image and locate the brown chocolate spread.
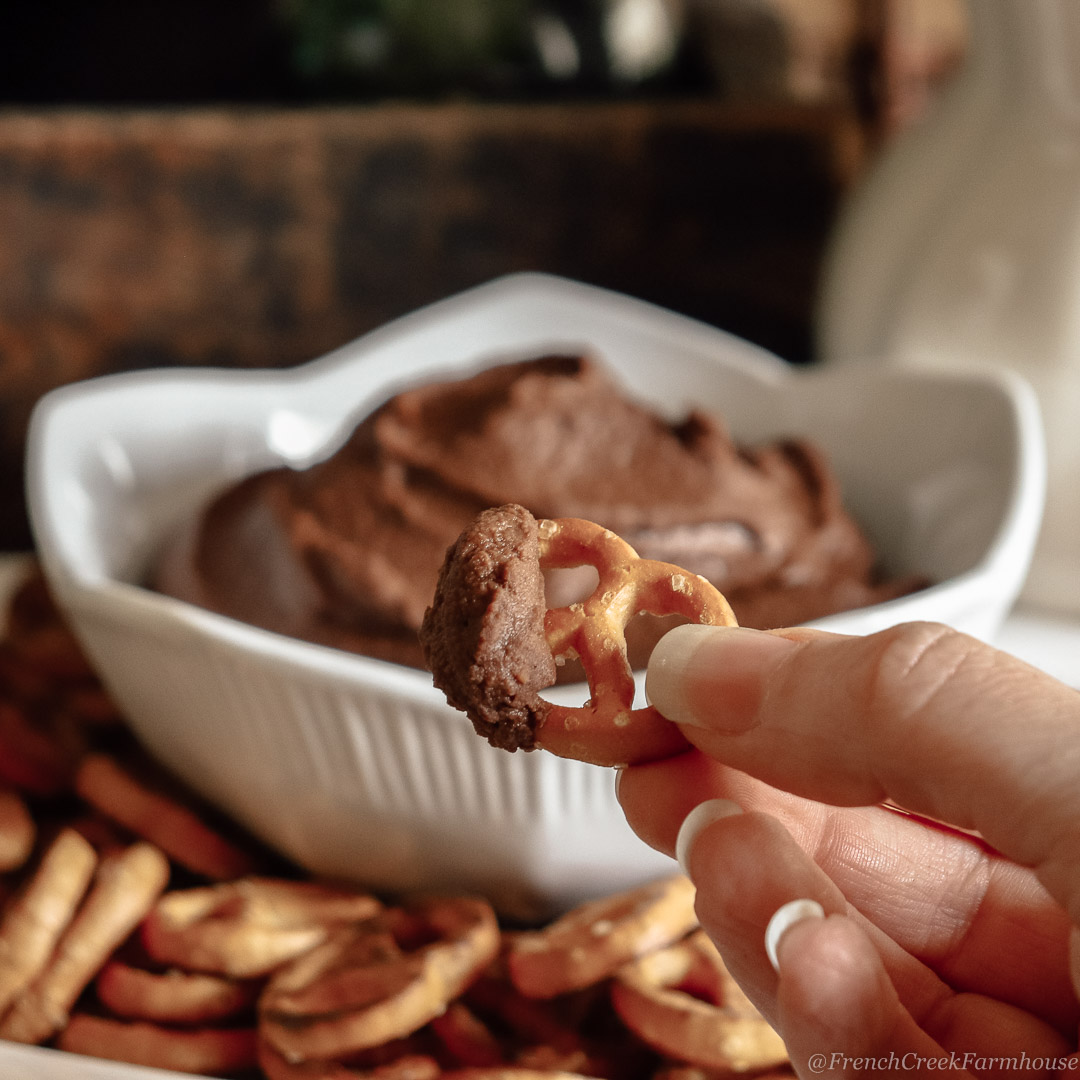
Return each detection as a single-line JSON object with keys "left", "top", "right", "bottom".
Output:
{"left": 419, "top": 503, "right": 554, "bottom": 751}
{"left": 152, "top": 355, "right": 921, "bottom": 668}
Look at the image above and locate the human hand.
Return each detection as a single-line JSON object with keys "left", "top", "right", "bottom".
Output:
{"left": 617, "top": 622, "right": 1080, "bottom": 1076}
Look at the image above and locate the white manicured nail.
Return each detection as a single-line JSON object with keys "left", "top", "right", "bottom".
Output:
{"left": 647, "top": 624, "right": 795, "bottom": 730}
{"left": 675, "top": 798, "right": 743, "bottom": 876}
{"left": 765, "top": 898, "right": 825, "bottom": 972}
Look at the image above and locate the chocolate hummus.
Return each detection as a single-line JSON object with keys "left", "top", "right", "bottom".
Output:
{"left": 419, "top": 504, "right": 554, "bottom": 752}
{"left": 152, "top": 355, "right": 921, "bottom": 668}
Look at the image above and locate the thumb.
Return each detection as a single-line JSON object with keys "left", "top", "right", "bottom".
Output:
{"left": 645, "top": 621, "right": 1080, "bottom": 922}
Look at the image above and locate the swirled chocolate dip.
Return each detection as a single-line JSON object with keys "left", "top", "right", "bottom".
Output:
{"left": 419, "top": 503, "right": 553, "bottom": 752}
{"left": 152, "top": 356, "right": 921, "bottom": 668}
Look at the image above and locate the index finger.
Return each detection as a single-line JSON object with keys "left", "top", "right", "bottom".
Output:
{"left": 644, "top": 622, "right": 1080, "bottom": 922}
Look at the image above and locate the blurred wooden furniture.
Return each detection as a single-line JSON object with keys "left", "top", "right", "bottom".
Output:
{"left": 0, "top": 101, "right": 862, "bottom": 549}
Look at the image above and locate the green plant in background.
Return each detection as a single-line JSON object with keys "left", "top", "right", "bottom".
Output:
{"left": 278, "top": 0, "right": 690, "bottom": 97}
{"left": 280, "top": 0, "right": 539, "bottom": 94}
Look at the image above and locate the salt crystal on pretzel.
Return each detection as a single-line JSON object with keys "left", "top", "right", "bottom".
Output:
{"left": 0, "top": 841, "right": 170, "bottom": 1044}
{"left": 507, "top": 875, "right": 698, "bottom": 1000}
{"left": 96, "top": 959, "right": 262, "bottom": 1024}
{"left": 420, "top": 504, "right": 737, "bottom": 767}
{"left": 260, "top": 896, "right": 500, "bottom": 1063}
{"left": 75, "top": 752, "right": 260, "bottom": 881}
{"left": 58, "top": 1013, "right": 259, "bottom": 1074}
{"left": 0, "top": 827, "right": 97, "bottom": 1016}
{"left": 142, "top": 877, "right": 383, "bottom": 979}
{"left": 610, "top": 929, "right": 788, "bottom": 1072}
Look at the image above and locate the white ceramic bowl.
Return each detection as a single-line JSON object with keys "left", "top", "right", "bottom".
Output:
{"left": 26, "top": 273, "right": 1045, "bottom": 918}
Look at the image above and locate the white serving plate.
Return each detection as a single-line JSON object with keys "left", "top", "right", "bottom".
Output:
{"left": 26, "top": 273, "right": 1045, "bottom": 920}
{"left": 0, "top": 1041, "right": 217, "bottom": 1080}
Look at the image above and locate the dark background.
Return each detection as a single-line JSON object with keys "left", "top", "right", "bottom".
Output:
{"left": 0, "top": 0, "right": 965, "bottom": 548}
{"left": 0, "top": 2, "right": 292, "bottom": 104}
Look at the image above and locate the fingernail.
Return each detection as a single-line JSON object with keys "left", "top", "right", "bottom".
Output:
{"left": 613, "top": 767, "right": 625, "bottom": 801}
{"left": 764, "top": 898, "right": 825, "bottom": 973}
{"left": 675, "top": 798, "right": 743, "bottom": 876}
{"left": 646, "top": 624, "right": 797, "bottom": 731}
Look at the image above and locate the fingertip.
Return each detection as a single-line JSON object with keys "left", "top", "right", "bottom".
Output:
{"left": 645, "top": 623, "right": 725, "bottom": 725}
{"left": 772, "top": 909, "right": 902, "bottom": 1058}
{"left": 646, "top": 624, "right": 798, "bottom": 732}
{"left": 674, "top": 797, "right": 743, "bottom": 876}
{"left": 764, "top": 898, "right": 825, "bottom": 972}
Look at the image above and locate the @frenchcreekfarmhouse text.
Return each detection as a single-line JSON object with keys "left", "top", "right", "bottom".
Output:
{"left": 806, "top": 1052, "right": 1079, "bottom": 1073}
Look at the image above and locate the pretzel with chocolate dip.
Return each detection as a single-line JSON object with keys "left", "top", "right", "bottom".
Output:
{"left": 420, "top": 504, "right": 737, "bottom": 767}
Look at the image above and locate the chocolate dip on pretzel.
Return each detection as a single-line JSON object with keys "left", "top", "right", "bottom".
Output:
{"left": 153, "top": 355, "right": 921, "bottom": 670}
{"left": 419, "top": 504, "right": 555, "bottom": 753}
{"left": 421, "top": 504, "right": 738, "bottom": 765}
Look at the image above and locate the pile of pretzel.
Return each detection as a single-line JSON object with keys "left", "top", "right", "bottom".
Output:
{"left": 0, "top": 564, "right": 793, "bottom": 1079}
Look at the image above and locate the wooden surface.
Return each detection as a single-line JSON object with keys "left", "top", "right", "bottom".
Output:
{"left": 0, "top": 101, "right": 862, "bottom": 548}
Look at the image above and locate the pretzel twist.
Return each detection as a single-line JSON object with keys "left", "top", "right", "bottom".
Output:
{"left": 142, "top": 878, "right": 383, "bottom": 979}
{"left": 535, "top": 517, "right": 737, "bottom": 765}
{"left": 96, "top": 959, "right": 262, "bottom": 1024}
{"left": 0, "top": 841, "right": 170, "bottom": 1045}
{"left": 507, "top": 874, "right": 698, "bottom": 1000}
{"left": 0, "top": 828, "right": 98, "bottom": 1017}
{"left": 259, "top": 896, "right": 500, "bottom": 1064}
{"left": 611, "top": 929, "right": 788, "bottom": 1071}
{"left": 58, "top": 1013, "right": 259, "bottom": 1075}
{"left": 75, "top": 753, "right": 261, "bottom": 881}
